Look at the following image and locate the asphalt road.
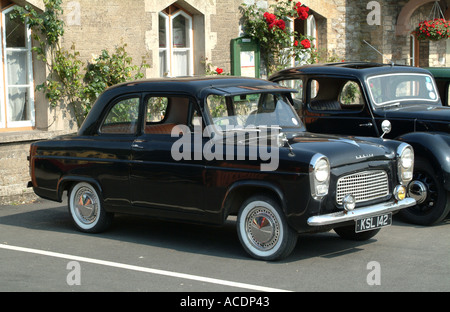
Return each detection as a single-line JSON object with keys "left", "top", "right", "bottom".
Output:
{"left": 0, "top": 197, "right": 448, "bottom": 297}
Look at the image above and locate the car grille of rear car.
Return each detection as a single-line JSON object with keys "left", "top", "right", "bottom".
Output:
{"left": 336, "top": 170, "right": 389, "bottom": 205}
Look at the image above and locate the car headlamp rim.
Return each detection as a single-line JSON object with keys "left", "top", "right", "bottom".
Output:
{"left": 309, "top": 154, "right": 330, "bottom": 199}
{"left": 314, "top": 158, "right": 330, "bottom": 182}
{"left": 400, "top": 147, "right": 413, "bottom": 169}
{"left": 397, "top": 143, "right": 414, "bottom": 184}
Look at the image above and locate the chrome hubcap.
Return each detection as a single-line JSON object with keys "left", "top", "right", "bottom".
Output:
{"left": 408, "top": 180, "right": 428, "bottom": 204}
{"left": 74, "top": 187, "right": 98, "bottom": 224}
{"left": 245, "top": 207, "right": 280, "bottom": 251}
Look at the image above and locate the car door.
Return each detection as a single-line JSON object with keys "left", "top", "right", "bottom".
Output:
{"left": 130, "top": 95, "right": 207, "bottom": 221}
{"left": 302, "top": 78, "right": 380, "bottom": 137}
{"left": 94, "top": 94, "right": 141, "bottom": 208}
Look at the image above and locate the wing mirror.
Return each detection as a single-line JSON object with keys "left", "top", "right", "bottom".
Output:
{"left": 381, "top": 120, "right": 391, "bottom": 138}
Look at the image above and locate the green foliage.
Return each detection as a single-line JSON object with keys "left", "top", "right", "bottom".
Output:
{"left": 81, "top": 44, "right": 149, "bottom": 113}
{"left": 10, "top": 0, "right": 150, "bottom": 127}
{"left": 241, "top": 0, "right": 317, "bottom": 75}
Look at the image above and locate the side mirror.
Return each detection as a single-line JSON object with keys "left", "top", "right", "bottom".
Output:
{"left": 381, "top": 120, "right": 391, "bottom": 138}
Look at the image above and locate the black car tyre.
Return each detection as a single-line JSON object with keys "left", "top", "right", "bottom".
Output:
{"left": 237, "top": 195, "right": 297, "bottom": 261}
{"left": 334, "top": 226, "right": 380, "bottom": 241}
{"left": 68, "top": 182, "right": 113, "bottom": 233}
{"left": 400, "top": 158, "right": 450, "bottom": 226}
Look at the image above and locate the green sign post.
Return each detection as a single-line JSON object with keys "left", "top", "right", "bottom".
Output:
{"left": 231, "top": 37, "right": 260, "bottom": 78}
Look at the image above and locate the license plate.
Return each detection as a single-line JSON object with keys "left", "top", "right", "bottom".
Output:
{"left": 355, "top": 213, "right": 392, "bottom": 233}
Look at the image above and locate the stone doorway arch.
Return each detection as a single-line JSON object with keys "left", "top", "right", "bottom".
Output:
{"left": 396, "top": 0, "right": 438, "bottom": 36}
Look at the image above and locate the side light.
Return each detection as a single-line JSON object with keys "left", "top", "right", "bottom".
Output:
{"left": 394, "top": 185, "right": 407, "bottom": 201}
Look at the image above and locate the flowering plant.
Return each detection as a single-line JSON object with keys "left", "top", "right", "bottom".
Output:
{"left": 414, "top": 18, "right": 450, "bottom": 41}
{"left": 241, "top": 0, "right": 316, "bottom": 76}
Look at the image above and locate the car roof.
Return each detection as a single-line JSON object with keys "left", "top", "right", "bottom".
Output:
{"left": 104, "top": 76, "right": 296, "bottom": 98}
{"left": 78, "top": 76, "right": 296, "bottom": 135}
{"left": 269, "top": 62, "right": 434, "bottom": 81}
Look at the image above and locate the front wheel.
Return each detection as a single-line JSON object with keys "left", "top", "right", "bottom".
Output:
{"left": 400, "top": 158, "right": 450, "bottom": 226}
{"left": 68, "top": 182, "right": 113, "bottom": 233}
{"left": 237, "top": 195, "right": 297, "bottom": 261}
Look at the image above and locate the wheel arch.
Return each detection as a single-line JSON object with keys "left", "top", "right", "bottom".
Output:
{"left": 396, "top": 132, "right": 450, "bottom": 190}
{"left": 57, "top": 176, "right": 104, "bottom": 202}
{"left": 222, "top": 180, "right": 286, "bottom": 217}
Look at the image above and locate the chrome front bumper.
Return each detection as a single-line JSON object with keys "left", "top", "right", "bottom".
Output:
{"left": 307, "top": 197, "right": 416, "bottom": 226}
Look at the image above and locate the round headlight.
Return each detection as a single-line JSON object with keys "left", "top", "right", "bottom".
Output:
{"left": 401, "top": 147, "right": 413, "bottom": 169}
{"left": 315, "top": 158, "right": 330, "bottom": 182}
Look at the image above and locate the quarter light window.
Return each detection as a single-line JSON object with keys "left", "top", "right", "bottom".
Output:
{"left": 101, "top": 97, "right": 140, "bottom": 134}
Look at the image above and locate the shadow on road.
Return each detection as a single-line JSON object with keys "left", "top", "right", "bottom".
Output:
{"left": 1, "top": 198, "right": 433, "bottom": 263}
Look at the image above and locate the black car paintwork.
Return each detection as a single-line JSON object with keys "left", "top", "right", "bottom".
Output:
{"left": 29, "top": 76, "right": 408, "bottom": 233}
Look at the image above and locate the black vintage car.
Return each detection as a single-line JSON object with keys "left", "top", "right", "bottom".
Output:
{"left": 28, "top": 77, "right": 415, "bottom": 260}
{"left": 426, "top": 67, "right": 450, "bottom": 106}
{"left": 270, "top": 62, "right": 450, "bottom": 226}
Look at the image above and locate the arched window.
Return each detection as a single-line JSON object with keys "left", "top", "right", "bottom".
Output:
{"left": 1, "top": 5, "right": 35, "bottom": 130}
{"left": 159, "top": 5, "right": 193, "bottom": 77}
{"left": 306, "top": 15, "right": 317, "bottom": 47}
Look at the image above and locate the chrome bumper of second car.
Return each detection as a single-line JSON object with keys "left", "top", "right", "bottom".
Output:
{"left": 307, "top": 198, "right": 416, "bottom": 226}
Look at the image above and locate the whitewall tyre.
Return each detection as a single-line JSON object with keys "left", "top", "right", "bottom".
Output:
{"left": 237, "top": 196, "right": 297, "bottom": 261}
{"left": 68, "top": 182, "right": 113, "bottom": 233}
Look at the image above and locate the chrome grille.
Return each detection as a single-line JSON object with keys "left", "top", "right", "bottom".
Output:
{"left": 336, "top": 170, "right": 389, "bottom": 205}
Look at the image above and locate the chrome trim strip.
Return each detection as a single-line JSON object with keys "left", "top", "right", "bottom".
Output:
{"left": 307, "top": 198, "right": 416, "bottom": 226}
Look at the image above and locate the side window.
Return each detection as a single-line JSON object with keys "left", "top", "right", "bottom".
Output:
{"left": 279, "top": 79, "right": 303, "bottom": 102}
{"left": 339, "top": 81, "right": 365, "bottom": 110}
{"left": 144, "top": 96, "right": 188, "bottom": 135}
{"left": 309, "top": 79, "right": 364, "bottom": 112}
{"left": 206, "top": 95, "right": 229, "bottom": 128}
{"left": 310, "top": 79, "right": 319, "bottom": 99}
{"left": 100, "top": 97, "right": 140, "bottom": 134}
{"left": 146, "top": 97, "right": 168, "bottom": 122}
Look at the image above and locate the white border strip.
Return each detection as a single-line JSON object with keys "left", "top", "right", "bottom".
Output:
{"left": 0, "top": 244, "right": 291, "bottom": 292}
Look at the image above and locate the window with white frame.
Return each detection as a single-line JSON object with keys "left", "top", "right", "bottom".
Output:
{"left": 159, "top": 5, "right": 193, "bottom": 77}
{"left": 1, "top": 5, "right": 35, "bottom": 130}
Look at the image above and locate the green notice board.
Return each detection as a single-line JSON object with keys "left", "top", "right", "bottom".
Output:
{"left": 231, "top": 37, "right": 260, "bottom": 78}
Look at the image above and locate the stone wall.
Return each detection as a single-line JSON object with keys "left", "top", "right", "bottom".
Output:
{"left": 0, "top": 140, "right": 33, "bottom": 205}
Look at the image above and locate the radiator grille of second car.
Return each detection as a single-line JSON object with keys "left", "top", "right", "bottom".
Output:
{"left": 336, "top": 170, "right": 389, "bottom": 205}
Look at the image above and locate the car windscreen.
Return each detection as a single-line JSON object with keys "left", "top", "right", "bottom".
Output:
{"left": 206, "top": 92, "right": 303, "bottom": 131}
{"left": 367, "top": 73, "right": 440, "bottom": 107}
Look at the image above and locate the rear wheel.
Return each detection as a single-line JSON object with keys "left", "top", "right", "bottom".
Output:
{"left": 237, "top": 195, "right": 297, "bottom": 261}
{"left": 68, "top": 182, "right": 113, "bottom": 233}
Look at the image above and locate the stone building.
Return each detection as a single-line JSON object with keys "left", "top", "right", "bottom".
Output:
{"left": 1, "top": 0, "right": 450, "bottom": 204}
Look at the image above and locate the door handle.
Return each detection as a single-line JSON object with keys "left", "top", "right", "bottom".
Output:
{"left": 359, "top": 122, "right": 373, "bottom": 128}
{"left": 132, "top": 143, "right": 144, "bottom": 149}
